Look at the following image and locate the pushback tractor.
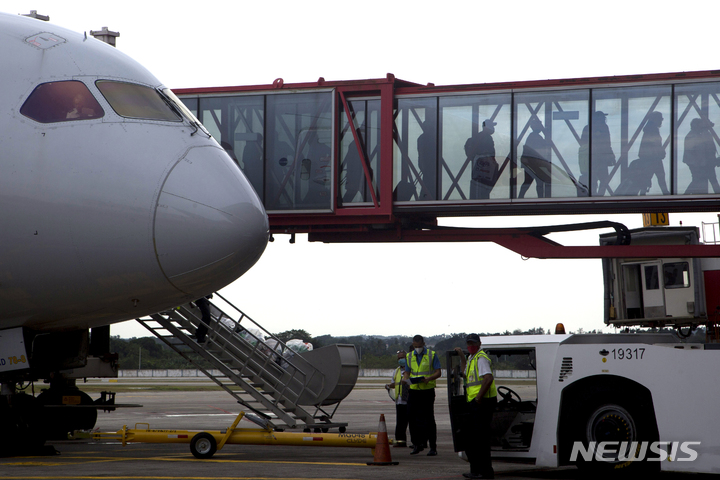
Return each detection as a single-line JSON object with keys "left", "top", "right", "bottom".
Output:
{"left": 448, "top": 224, "right": 720, "bottom": 474}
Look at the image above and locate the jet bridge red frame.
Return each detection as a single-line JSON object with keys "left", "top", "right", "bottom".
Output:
{"left": 175, "top": 71, "right": 720, "bottom": 259}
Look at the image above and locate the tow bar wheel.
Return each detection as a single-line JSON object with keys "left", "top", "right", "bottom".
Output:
{"left": 190, "top": 432, "right": 217, "bottom": 459}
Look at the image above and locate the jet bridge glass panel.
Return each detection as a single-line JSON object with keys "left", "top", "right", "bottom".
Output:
{"left": 340, "top": 99, "right": 381, "bottom": 205}
{"left": 674, "top": 82, "right": 720, "bottom": 195}
{"left": 180, "top": 97, "right": 198, "bottom": 117}
{"left": 394, "top": 97, "right": 438, "bottom": 201}
{"left": 593, "top": 85, "right": 672, "bottom": 196}
{"left": 438, "top": 94, "right": 512, "bottom": 201}
{"left": 265, "top": 92, "right": 333, "bottom": 211}
{"left": 198, "top": 95, "right": 265, "bottom": 199}
{"left": 514, "top": 90, "right": 589, "bottom": 199}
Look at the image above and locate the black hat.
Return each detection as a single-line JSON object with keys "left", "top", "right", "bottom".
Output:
{"left": 466, "top": 333, "right": 480, "bottom": 343}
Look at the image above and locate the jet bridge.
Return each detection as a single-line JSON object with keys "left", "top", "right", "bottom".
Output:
{"left": 137, "top": 294, "right": 358, "bottom": 431}
{"left": 176, "top": 69, "right": 720, "bottom": 255}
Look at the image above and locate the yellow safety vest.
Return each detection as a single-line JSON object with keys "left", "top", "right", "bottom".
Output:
{"left": 409, "top": 348, "right": 437, "bottom": 390}
{"left": 465, "top": 350, "right": 497, "bottom": 401}
{"left": 393, "top": 367, "right": 403, "bottom": 400}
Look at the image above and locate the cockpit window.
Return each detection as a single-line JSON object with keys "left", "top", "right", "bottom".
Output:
{"left": 20, "top": 81, "right": 104, "bottom": 123}
{"left": 96, "top": 80, "right": 181, "bottom": 122}
{"left": 160, "top": 88, "right": 211, "bottom": 137}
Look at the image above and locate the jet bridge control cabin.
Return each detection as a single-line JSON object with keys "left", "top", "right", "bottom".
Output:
{"left": 600, "top": 226, "right": 720, "bottom": 329}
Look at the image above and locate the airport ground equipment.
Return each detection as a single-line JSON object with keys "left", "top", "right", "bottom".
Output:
{"left": 444, "top": 223, "right": 720, "bottom": 474}
{"left": 446, "top": 332, "right": 720, "bottom": 475}
{"left": 136, "top": 294, "right": 358, "bottom": 431}
{"left": 93, "top": 411, "right": 377, "bottom": 459}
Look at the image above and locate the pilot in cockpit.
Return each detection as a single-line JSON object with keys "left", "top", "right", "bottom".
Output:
{"left": 66, "top": 92, "right": 95, "bottom": 119}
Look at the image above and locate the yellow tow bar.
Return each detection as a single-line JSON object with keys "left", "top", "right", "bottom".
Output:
{"left": 93, "top": 411, "right": 379, "bottom": 459}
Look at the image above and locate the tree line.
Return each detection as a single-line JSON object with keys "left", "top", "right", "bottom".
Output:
{"left": 111, "top": 326, "right": 707, "bottom": 370}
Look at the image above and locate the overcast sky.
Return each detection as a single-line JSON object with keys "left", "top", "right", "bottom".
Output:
{"left": 6, "top": 1, "right": 719, "bottom": 339}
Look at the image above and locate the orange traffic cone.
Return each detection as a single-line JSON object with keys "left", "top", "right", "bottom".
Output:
{"left": 367, "top": 414, "right": 399, "bottom": 466}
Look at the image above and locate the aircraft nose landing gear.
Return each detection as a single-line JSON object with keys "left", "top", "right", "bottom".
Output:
{"left": 36, "top": 381, "right": 98, "bottom": 440}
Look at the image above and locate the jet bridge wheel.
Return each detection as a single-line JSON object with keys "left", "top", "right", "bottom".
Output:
{"left": 190, "top": 432, "right": 218, "bottom": 459}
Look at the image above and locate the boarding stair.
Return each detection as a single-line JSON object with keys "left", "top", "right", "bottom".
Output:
{"left": 135, "top": 293, "right": 358, "bottom": 431}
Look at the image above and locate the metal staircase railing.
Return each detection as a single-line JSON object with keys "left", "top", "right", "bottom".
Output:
{"left": 135, "top": 294, "right": 350, "bottom": 431}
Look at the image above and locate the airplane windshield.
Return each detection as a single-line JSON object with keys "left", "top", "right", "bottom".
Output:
{"left": 96, "top": 80, "right": 181, "bottom": 122}
{"left": 20, "top": 81, "right": 104, "bottom": 123}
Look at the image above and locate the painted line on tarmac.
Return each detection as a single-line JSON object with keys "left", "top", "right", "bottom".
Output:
{"left": 152, "top": 457, "right": 368, "bottom": 466}
{"left": 108, "top": 455, "right": 368, "bottom": 466}
{"left": 164, "top": 413, "right": 236, "bottom": 417}
{"left": 0, "top": 477, "right": 362, "bottom": 480}
{"left": 1, "top": 456, "right": 136, "bottom": 467}
{"left": 2, "top": 454, "right": 368, "bottom": 467}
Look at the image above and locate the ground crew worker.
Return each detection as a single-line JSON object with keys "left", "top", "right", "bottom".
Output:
{"left": 454, "top": 333, "right": 497, "bottom": 479}
{"left": 403, "top": 334, "right": 441, "bottom": 456}
{"left": 385, "top": 350, "right": 409, "bottom": 447}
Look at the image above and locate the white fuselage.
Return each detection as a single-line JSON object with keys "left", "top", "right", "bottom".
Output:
{"left": 0, "top": 13, "right": 268, "bottom": 332}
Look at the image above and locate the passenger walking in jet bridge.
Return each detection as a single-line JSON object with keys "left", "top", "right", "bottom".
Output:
{"left": 341, "top": 139, "right": 365, "bottom": 203}
{"left": 638, "top": 111, "right": 669, "bottom": 195}
{"left": 518, "top": 117, "right": 551, "bottom": 198}
{"left": 403, "top": 335, "right": 441, "bottom": 456}
{"left": 417, "top": 119, "right": 437, "bottom": 200}
{"left": 385, "top": 350, "right": 410, "bottom": 447}
{"left": 466, "top": 119, "right": 499, "bottom": 200}
{"left": 683, "top": 117, "right": 720, "bottom": 194}
{"left": 578, "top": 111, "right": 616, "bottom": 196}
{"left": 193, "top": 295, "right": 213, "bottom": 344}
{"left": 241, "top": 134, "right": 263, "bottom": 194}
{"left": 454, "top": 334, "right": 497, "bottom": 479}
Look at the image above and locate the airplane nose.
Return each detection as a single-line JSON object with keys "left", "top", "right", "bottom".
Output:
{"left": 153, "top": 146, "right": 269, "bottom": 294}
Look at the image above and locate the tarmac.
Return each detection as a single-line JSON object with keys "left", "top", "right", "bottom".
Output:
{"left": 0, "top": 378, "right": 711, "bottom": 480}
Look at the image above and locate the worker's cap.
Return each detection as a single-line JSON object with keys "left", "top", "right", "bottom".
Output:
{"left": 483, "top": 119, "right": 497, "bottom": 128}
{"left": 594, "top": 110, "right": 608, "bottom": 117}
{"left": 466, "top": 333, "right": 481, "bottom": 343}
